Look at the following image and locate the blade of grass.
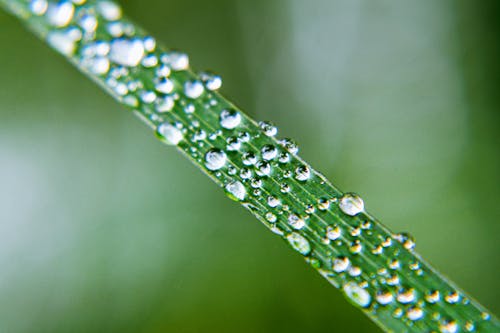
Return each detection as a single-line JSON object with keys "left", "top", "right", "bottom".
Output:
{"left": 1, "top": 0, "right": 498, "bottom": 332}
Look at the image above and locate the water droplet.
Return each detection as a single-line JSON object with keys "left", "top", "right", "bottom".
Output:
{"left": 288, "top": 214, "right": 305, "bottom": 230}
{"left": 445, "top": 291, "right": 460, "bottom": 304}
{"left": 30, "top": 0, "right": 48, "bottom": 15}
{"left": 261, "top": 145, "right": 277, "bottom": 160}
{"left": 333, "top": 256, "right": 350, "bottom": 272}
{"left": 259, "top": 121, "right": 277, "bottom": 137}
{"left": 220, "top": 109, "right": 241, "bottom": 129}
{"left": 388, "top": 259, "right": 400, "bottom": 270}
{"left": 286, "top": 232, "right": 311, "bottom": 255}
{"left": 97, "top": 1, "right": 122, "bottom": 21}
{"left": 440, "top": 319, "right": 458, "bottom": 333}
{"left": 339, "top": 193, "right": 364, "bottom": 216}
{"left": 141, "top": 54, "right": 158, "bottom": 67}
{"left": 225, "top": 181, "right": 246, "bottom": 201}
{"left": 396, "top": 288, "right": 415, "bottom": 304}
{"left": 348, "top": 266, "right": 362, "bottom": 277}
{"left": 240, "top": 168, "right": 252, "bottom": 179}
{"left": 278, "top": 152, "right": 290, "bottom": 163}
{"left": 155, "top": 78, "right": 174, "bottom": 94}
{"left": 46, "top": 1, "right": 74, "bottom": 27}
{"left": 281, "top": 138, "right": 299, "bottom": 154}
{"left": 267, "top": 196, "right": 280, "bottom": 208}
{"left": 255, "top": 161, "right": 271, "bottom": 176}
{"left": 326, "top": 225, "right": 341, "bottom": 240}
{"left": 242, "top": 152, "right": 257, "bottom": 166}
{"left": 47, "top": 31, "right": 76, "bottom": 56}
{"left": 156, "top": 64, "right": 171, "bottom": 77}
{"left": 161, "top": 51, "right": 189, "bottom": 71}
{"left": 317, "top": 198, "right": 330, "bottom": 211}
{"left": 376, "top": 290, "right": 394, "bottom": 305}
{"left": 343, "top": 282, "right": 371, "bottom": 308}
{"left": 295, "top": 165, "right": 311, "bottom": 181}
{"left": 199, "top": 71, "right": 222, "bottom": 91}
{"left": 250, "top": 177, "right": 262, "bottom": 189}
{"left": 109, "top": 39, "right": 145, "bottom": 67}
{"left": 407, "top": 307, "right": 423, "bottom": 321}
{"left": 386, "top": 274, "right": 400, "bottom": 286}
{"left": 157, "top": 122, "right": 183, "bottom": 145}
{"left": 226, "top": 137, "right": 241, "bottom": 151}
{"left": 393, "top": 232, "right": 415, "bottom": 251}
{"left": 265, "top": 212, "right": 277, "bottom": 223}
{"left": 156, "top": 96, "right": 175, "bottom": 112}
{"left": 205, "top": 149, "right": 227, "bottom": 171}
{"left": 140, "top": 90, "right": 156, "bottom": 104}
{"left": 349, "top": 240, "right": 362, "bottom": 254}
{"left": 184, "top": 80, "right": 204, "bottom": 99}
{"left": 425, "top": 290, "right": 440, "bottom": 303}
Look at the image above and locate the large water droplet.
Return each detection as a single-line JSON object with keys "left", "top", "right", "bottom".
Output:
{"left": 339, "top": 193, "right": 364, "bottom": 216}
{"left": 220, "top": 109, "right": 241, "bottom": 129}
{"left": 286, "top": 232, "right": 311, "bottom": 255}
{"left": 157, "top": 122, "right": 183, "bottom": 145}
{"left": 343, "top": 282, "right": 371, "bottom": 308}
{"left": 109, "top": 39, "right": 145, "bottom": 67}
{"left": 225, "top": 181, "right": 246, "bottom": 201}
{"left": 205, "top": 149, "right": 227, "bottom": 170}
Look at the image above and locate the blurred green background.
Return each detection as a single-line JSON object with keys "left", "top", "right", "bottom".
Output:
{"left": 1, "top": 0, "right": 499, "bottom": 332}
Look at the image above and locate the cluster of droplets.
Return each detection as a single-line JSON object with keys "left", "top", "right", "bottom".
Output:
{"left": 23, "top": 1, "right": 496, "bottom": 331}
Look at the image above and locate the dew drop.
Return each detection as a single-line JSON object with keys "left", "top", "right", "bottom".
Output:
{"left": 281, "top": 138, "right": 299, "bottom": 154}
{"left": 242, "top": 152, "right": 257, "bottom": 166}
{"left": 343, "top": 282, "right": 371, "bottom": 308}
{"left": 445, "top": 291, "right": 460, "bottom": 304}
{"left": 47, "top": 31, "right": 76, "bottom": 56}
{"left": 157, "top": 122, "right": 183, "bottom": 145}
{"left": 261, "top": 145, "right": 278, "bottom": 160}
{"left": 205, "top": 149, "right": 227, "bottom": 171}
{"left": 226, "top": 137, "right": 241, "bottom": 151}
{"left": 155, "top": 78, "right": 174, "bottom": 94}
{"left": 199, "top": 71, "right": 222, "bottom": 91}
{"left": 225, "top": 181, "right": 246, "bottom": 201}
{"left": 109, "top": 39, "right": 145, "bottom": 67}
{"left": 440, "top": 319, "right": 458, "bottom": 333}
{"left": 267, "top": 196, "right": 280, "bottom": 208}
{"left": 286, "top": 232, "right": 311, "bottom": 255}
{"left": 326, "top": 225, "right": 341, "bottom": 240}
{"left": 220, "top": 109, "right": 241, "bottom": 129}
{"left": 396, "top": 288, "right": 415, "bottom": 304}
{"left": 295, "top": 165, "right": 311, "bottom": 181}
{"left": 46, "top": 1, "right": 74, "bottom": 27}
{"left": 376, "top": 290, "right": 394, "bottom": 305}
{"left": 407, "top": 307, "right": 424, "bottom": 321}
{"left": 255, "top": 161, "right": 271, "bottom": 176}
{"left": 30, "top": 0, "right": 48, "bottom": 15}
{"left": 259, "top": 121, "right": 278, "bottom": 137}
{"left": 156, "top": 96, "right": 175, "bottom": 113}
{"left": 265, "top": 212, "right": 277, "bottom": 223}
{"left": 425, "top": 290, "right": 440, "bottom": 303}
{"left": 86, "top": 56, "right": 110, "bottom": 75}
{"left": 97, "top": 1, "right": 122, "bottom": 21}
{"left": 162, "top": 51, "right": 189, "bottom": 71}
{"left": 339, "top": 193, "right": 365, "bottom": 216}
{"left": 184, "top": 80, "right": 204, "bottom": 99}
{"left": 332, "top": 256, "right": 350, "bottom": 273}
{"left": 393, "top": 232, "right": 416, "bottom": 251}
{"left": 288, "top": 214, "right": 305, "bottom": 230}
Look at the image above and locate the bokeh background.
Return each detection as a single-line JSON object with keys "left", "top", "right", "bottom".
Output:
{"left": 1, "top": 0, "right": 499, "bottom": 332}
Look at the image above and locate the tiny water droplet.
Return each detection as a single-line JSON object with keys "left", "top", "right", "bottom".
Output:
{"left": 339, "top": 193, "right": 365, "bottom": 216}
{"left": 393, "top": 232, "right": 416, "bottom": 251}
{"left": 97, "top": 1, "right": 122, "bottom": 21}
{"left": 30, "top": 0, "right": 48, "bottom": 15}
{"left": 326, "top": 225, "right": 341, "bottom": 240}
{"left": 439, "top": 319, "right": 458, "bottom": 333}
{"left": 161, "top": 51, "right": 189, "bottom": 71}
{"left": 205, "top": 149, "right": 227, "bottom": 171}
{"left": 255, "top": 161, "right": 271, "bottom": 176}
{"left": 261, "top": 145, "right": 277, "bottom": 160}
{"left": 46, "top": 1, "right": 74, "bottom": 27}
{"left": 155, "top": 78, "right": 174, "bottom": 94}
{"left": 396, "top": 288, "right": 415, "bottom": 304}
{"left": 267, "top": 196, "right": 280, "bottom": 208}
{"left": 407, "top": 307, "right": 424, "bottom": 321}
{"left": 265, "top": 212, "right": 277, "bottom": 223}
{"left": 286, "top": 232, "right": 311, "bottom": 255}
{"left": 281, "top": 138, "right": 299, "bottom": 154}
